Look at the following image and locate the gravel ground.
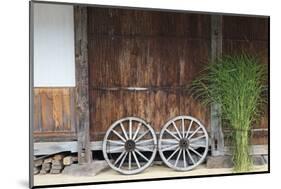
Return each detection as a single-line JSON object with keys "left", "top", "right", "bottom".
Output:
{"left": 34, "top": 164, "right": 268, "bottom": 186}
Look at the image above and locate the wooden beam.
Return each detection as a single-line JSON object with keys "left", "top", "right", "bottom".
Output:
{"left": 34, "top": 142, "right": 78, "bottom": 156}
{"left": 34, "top": 142, "right": 268, "bottom": 156}
{"left": 74, "top": 6, "right": 92, "bottom": 164}
{"left": 210, "top": 15, "right": 224, "bottom": 156}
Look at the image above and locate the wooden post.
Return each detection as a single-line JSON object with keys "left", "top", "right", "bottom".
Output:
{"left": 210, "top": 15, "right": 224, "bottom": 156}
{"left": 74, "top": 6, "right": 92, "bottom": 164}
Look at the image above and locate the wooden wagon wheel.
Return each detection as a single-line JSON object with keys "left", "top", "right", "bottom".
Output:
{"left": 158, "top": 116, "right": 209, "bottom": 171}
{"left": 102, "top": 117, "right": 157, "bottom": 175}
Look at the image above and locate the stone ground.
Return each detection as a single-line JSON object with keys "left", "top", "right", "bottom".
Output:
{"left": 34, "top": 164, "right": 268, "bottom": 186}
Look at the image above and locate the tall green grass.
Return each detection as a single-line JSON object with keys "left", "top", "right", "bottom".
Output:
{"left": 190, "top": 54, "right": 267, "bottom": 172}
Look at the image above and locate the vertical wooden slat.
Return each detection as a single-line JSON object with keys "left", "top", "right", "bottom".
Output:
{"left": 33, "top": 89, "right": 40, "bottom": 131}
{"left": 52, "top": 89, "right": 63, "bottom": 130}
{"left": 74, "top": 6, "right": 92, "bottom": 164}
{"left": 62, "top": 88, "right": 71, "bottom": 130}
{"left": 40, "top": 89, "right": 54, "bottom": 132}
{"left": 210, "top": 15, "right": 224, "bottom": 156}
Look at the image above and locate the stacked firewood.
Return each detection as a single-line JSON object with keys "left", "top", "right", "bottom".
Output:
{"left": 34, "top": 153, "right": 78, "bottom": 175}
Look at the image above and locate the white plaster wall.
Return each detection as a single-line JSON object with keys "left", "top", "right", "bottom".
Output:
{"left": 33, "top": 3, "right": 75, "bottom": 87}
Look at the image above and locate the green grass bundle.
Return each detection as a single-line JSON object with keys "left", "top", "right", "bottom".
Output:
{"left": 190, "top": 54, "right": 267, "bottom": 172}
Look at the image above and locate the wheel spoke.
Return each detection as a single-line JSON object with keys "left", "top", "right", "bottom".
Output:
{"left": 128, "top": 152, "right": 132, "bottom": 170}
{"left": 114, "top": 151, "right": 126, "bottom": 166}
{"left": 189, "top": 146, "right": 203, "bottom": 158}
{"left": 165, "top": 129, "right": 180, "bottom": 141}
{"left": 129, "top": 119, "right": 132, "bottom": 139}
{"left": 136, "top": 139, "right": 154, "bottom": 145}
{"left": 120, "top": 123, "right": 129, "bottom": 140}
{"left": 135, "top": 149, "right": 149, "bottom": 162}
{"left": 189, "top": 135, "right": 206, "bottom": 142}
{"left": 183, "top": 148, "right": 186, "bottom": 168}
{"left": 104, "top": 117, "right": 157, "bottom": 174}
{"left": 172, "top": 121, "right": 182, "bottom": 139}
{"left": 133, "top": 123, "right": 142, "bottom": 140}
{"left": 181, "top": 118, "right": 185, "bottom": 139}
{"left": 158, "top": 116, "right": 208, "bottom": 171}
{"left": 132, "top": 151, "right": 141, "bottom": 168}
{"left": 174, "top": 149, "right": 182, "bottom": 167}
{"left": 107, "top": 140, "right": 124, "bottom": 146}
{"left": 186, "top": 149, "right": 195, "bottom": 165}
{"left": 188, "top": 126, "right": 201, "bottom": 140}
{"left": 112, "top": 130, "right": 126, "bottom": 142}
{"left": 135, "top": 130, "right": 150, "bottom": 142}
{"left": 185, "top": 120, "right": 193, "bottom": 138}
{"left": 167, "top": 147, "right": 180, "bottom": 161}
{"left": 118, "top": 152, "right": 128, "bottom": 168}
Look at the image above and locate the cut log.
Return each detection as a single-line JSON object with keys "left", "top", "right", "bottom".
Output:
{"left": 53, "top": 154, "right": 64, "bottom": 161}
{"left": 63, "top": 156, "right": 73, "bottom": 166}
{"left": 39, "top": 169, "right": 48, "bottom": 175}
{"left": 42, "top": 163, "right": 51, "bottom": 171}
{"left": 34, "top": 166, "right": 40, "bottom": 175}
{"left": 52, "top": 159, "right": 63, "bottom": 166}
{"left": 43, "top": 157, "right": 53, "bottom": 164}
{"left": 34, "top": 159, "right": 43, "bottom": 167}
{"left": 52, "top": 165, "right": 63, "bottom": 170}
{"left": 63, "top": 156, "right": 78, "bottom": 166}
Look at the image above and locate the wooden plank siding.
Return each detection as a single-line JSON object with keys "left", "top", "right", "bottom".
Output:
{"left": 33, "top": 88, "right": 76, "bottom": 142}
{"left": 87, "top": 8, "right": 211, "bottom": 141}
{"left": 88, "top": 8, "right": 268, "bottom": 145}
{"left": 222, "top": 16, "right": 269, "bottom": 145}
{"left": 32, "top": 8, "right": 268, "bottom": 148}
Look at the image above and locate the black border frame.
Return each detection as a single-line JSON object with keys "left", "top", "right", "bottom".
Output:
{"left": 29, "top": 1, "right": 270, "bottom": 188}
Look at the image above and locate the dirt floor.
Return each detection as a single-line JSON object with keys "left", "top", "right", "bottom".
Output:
{"left": 34, "top": 164, "right": 268, "bottom": 186}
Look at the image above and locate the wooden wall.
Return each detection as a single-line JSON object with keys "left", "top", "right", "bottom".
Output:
{"left": 33, "top": 88, "right": 76, "bottom": 142}
{"left": 32, "top": 8, "right": 268, "bottom": 146}
{"left": 88, "top": 8, "right": 211, "bottom": 141}
{"left": 222, "top": 15, "right": 269, "bottom": 145}
{"left": 87, "top": 8, "right": 268, "bottom": 144}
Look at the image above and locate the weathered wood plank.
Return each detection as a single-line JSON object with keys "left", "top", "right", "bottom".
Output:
{"left": 74, "top": 6, "right": 92, "bottom": 164}
{"left": 88, "top": 17, "right": 211, "bottom": 139}
{"left": 62, "top": 88, "right": 71, "bottom": 130}
{"left": 52, "top": 89, "right": 63, "bottom": 130}
{"left": 34, "top": 141, "right": 268, "bottom": 156}
{"left": 33, "top": 88, "right": 76, "bottom": 141}
{"left": 210, "top": 15, "right": 224, "bottom": 156}
{"left": 87, "top": 8, "right": 267, "bottom": 146}
{"left": 34, "top": 141, "right": 78, "bottom": 155}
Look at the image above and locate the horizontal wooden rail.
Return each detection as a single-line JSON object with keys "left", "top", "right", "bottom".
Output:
{"left": 34, "top": 141, "right": 268, "bottom": 156}
{"left": 91, "top": 86, "right": 191, "bottom": 91}
{"left": 88, "top": 33, "right": 211, "bottom": 40}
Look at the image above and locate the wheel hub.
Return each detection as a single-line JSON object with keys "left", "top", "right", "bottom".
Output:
{"left": 125, "top": 140, "right": 136, "bottom": 152}
{"left": 179, "top": 138, "right": 190, "bottom": 149}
